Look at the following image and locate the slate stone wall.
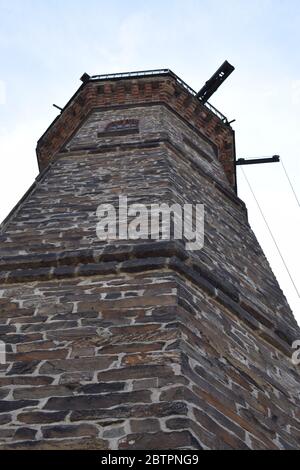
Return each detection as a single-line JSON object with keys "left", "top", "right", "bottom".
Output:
{"left": 0, "top": 73, "right": 299, "bottom": 449}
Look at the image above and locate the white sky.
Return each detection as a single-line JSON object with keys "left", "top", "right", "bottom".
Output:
{"left": 0, "top": 0, "right": 299, "bottom": 321}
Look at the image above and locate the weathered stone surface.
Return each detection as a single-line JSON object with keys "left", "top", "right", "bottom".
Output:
{"left": 1, "top": 333, "right": 43, "bottom": 345}
{"left": 0, "top": 376, "right": 54, "bottom": 387}
{"left": 12, "top": 349, "right": 68, "bottom": 362}
{"left": 78, "top": 382, "right": 126, "bottom": 394}
{"left": 97, "top": 365, "right": 175, "bottom": 382}
{"left": 130, "top": 418, "right": 161, "bottom": 434}
{"left": 0, "top": 389, "right": 10, "bottom": 400}
{"left": 16, "top": 340, "right": 58, "bottom": 353}
{"left": 0, "top": 414, "right": 11, "bottom": 426}
{"left": 70, "top": 402, "right": 188, "bottom": 421}
{"left": 0, "top": 438, "right": 108, "bottom": 450}
{"left": 13, "top": 385, "right": 77, "bottom": 400}
{"left": 18, "top": 411, "right": 68, "bottom": 424}
{"left": 0, "top": 70, "right": 299, "bottom": 451}
{"left": 0, "top": 428, "right": 15, "bottom": 439}
{"left": 59, "top": 371, "right": 94, "bottom": 384}
{"left": 44, "top": 391, "right": 152, "bottom": 411}
{"left": 103, "top": 426, "right": 125, "bottom": 439}
{"left": 7, "top": 360, "right": 40, "bottom": 376}
{"left": 14, "top": 427, "right": 37, "bottom": 441}
{"left": 0, "top": 400, "right": 39, "bottom": 413}
{"left": 119, "top": 431, "right": 201, "bottom": 450}
{"left": 42, "top": 424, "right": 98, "bottom": 439}
{"left": 39, "top": 356, "right": 117, "bottom": 374}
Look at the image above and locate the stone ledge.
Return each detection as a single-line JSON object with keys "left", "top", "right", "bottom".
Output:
{"left": 0, "top": 241, "right": 295, "bottom": 357}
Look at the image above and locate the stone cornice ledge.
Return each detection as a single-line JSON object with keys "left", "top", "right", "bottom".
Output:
{"left": 0, "top": 241, "right": 297, "bottom": 357}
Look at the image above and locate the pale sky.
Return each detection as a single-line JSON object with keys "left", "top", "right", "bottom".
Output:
{"left": 0, "top": 0, "right": 299, "bottom": 321}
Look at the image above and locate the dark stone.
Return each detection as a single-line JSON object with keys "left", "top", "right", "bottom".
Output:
{"left": 7, "top": 360, "right": 40, "bottom": 376}
{"left": 0, "top": 438, "right": 108, "bottom": 450}
{"left": 0, "top": 414, "right": 11, "bottom": 425}
{"left": 44, "top": 391, "right": 152, "bottom": 411}
{"left": 0, "top": 376, "right": 54, "bottom": 387}
{"left": 20, "top": 321, "right": 78, "bottom": 333}
{"left": 105, "top": 292, "right": 121, "bottom": 300}
{"left": 119, "top": 431, "right": 202, "bottom": 450}
{"left": 70, "top": 401, "right": 188, "bottom": 422}
{"left": 4, "top": 334, "right": 43, "bottom": 345}
{"left": 14, "top": 427, "right": 37, "bottom": 440}
{"left": 166, "top": 417, "right": 191, "bottom": 430}
{"left": 78, "top": 382, "right": 126, "bottom": 394}
{"left": 0, "top": 400, "right": 39, "bottom": 413}
{"left": 130, "top": 418, "right": 161, "bottom": 433}
{"left": 42, "top": 424, "right": 98, "bottom": 439}
{"left": 18, "top": 411, "right": 68, "bottom": 424}
{"left": 0, "top": 389, "right": 10, "bottom": 400}
{"left": 97, "top": 365, "right": 175, "bottom": 382}
{"left": 39, "top": 356, "right": 116, "bottom": 374}
{"left": 0, "top": 325, "right": 16, "bottom": 334}
{"left": 13, "top": 385, "right": 77, "bottom": 400}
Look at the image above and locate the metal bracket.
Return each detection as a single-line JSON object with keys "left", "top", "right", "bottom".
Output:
{"left": 196, "top": 61, "right": 235, "bottom": 103}
{"left": 236, "top": 155, "right": 280, "bottom": 166}
{"left": 53, "top": 104, "right": 63, "bottom": 112}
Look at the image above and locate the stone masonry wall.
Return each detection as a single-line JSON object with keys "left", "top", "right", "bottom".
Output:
{"left": 0, "top": 266, "right": 300, "bottom": 449}
{"left": 0, "top": 75, "right": 300, "bottom": 449}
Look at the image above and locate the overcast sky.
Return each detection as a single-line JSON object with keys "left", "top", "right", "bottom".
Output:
{"left": 0, "top": 0, "right": 299, "bottom": 322}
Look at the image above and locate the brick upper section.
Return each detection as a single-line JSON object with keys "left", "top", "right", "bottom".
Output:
{"left": 36, "top": 72, "right": 236, "bottom": 189}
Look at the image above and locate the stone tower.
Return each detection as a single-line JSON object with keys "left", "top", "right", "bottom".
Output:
{"left": 0, "top": 70, "right": 300, "bottom": 450}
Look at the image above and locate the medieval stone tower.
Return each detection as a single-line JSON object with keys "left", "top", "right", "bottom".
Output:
{"left": 0, "top": 70, "right": 300, "bottom": 450}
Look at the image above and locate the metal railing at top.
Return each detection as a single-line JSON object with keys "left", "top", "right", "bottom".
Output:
{"left": 90, "top": 69, "right": 228, "bottom": 124}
